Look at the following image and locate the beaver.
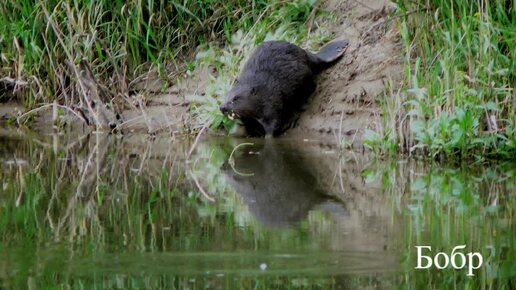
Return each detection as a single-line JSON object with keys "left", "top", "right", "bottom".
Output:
{"left": 219, "top": 40, "right": 349, "bottom": 137}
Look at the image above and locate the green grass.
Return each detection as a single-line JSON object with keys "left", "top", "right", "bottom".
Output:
{"left": 0, "top": 0, "right": 283, "bottom": 107}
{"left": 367, "top": 0, "right": 515, "bottom": 159}
{"left": 0, "top": 0, "right": 321, "bottom": 125}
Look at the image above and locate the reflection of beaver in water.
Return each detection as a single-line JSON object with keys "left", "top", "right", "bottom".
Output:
{"left": 221, "top": 140, "right": 347, "bottom": 227}
{"left": 219, "top": 40, "right": 349, "bottom": 137}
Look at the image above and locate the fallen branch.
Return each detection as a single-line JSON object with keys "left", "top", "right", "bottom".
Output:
{"left": 16, "top": 103, "right": 88, "bottom": 126}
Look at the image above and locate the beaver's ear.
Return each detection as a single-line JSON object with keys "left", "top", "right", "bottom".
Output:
{"left": 250, "top": 86, "right": 257, "bottom": 94}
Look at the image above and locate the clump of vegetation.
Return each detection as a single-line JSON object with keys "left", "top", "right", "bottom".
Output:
{"left": 0, "top": 0, "right": 280, "bottom": 122}
{"left": 0, "top": 0, "right": 327, "bottom": 130}
{"left": 367, "top": 0, "right": 515, "bottom": 159}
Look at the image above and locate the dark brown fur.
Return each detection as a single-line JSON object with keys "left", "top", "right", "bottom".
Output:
{"left": 220, "top": 40, "right": 349, "bottom": 137}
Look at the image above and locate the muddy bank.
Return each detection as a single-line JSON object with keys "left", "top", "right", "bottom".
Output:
{"left": 0, "top": 0, "right": 402, "bottom": 142}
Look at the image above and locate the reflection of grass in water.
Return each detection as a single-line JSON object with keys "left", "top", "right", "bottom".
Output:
{"left": 369, "top": 160, "right": 515, "bottom": 288}
{"left": 0, "top": 135, "right": 353, "bottom": 289}
{"left": 1, "top": 135, "right": 514, "bottom": 289}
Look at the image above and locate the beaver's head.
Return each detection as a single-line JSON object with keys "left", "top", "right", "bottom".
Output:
{"left": 220, "top": 82, "right": 260, "bottom": 121}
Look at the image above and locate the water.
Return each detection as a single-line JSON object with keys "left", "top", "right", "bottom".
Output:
{"left": 0, "top": 129, "right": 514, "bottom": 289}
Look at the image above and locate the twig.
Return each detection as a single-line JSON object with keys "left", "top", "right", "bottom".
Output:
{"left": 228, "top": 142, "right": 255, "bottom": 177}
{"left": 354, "top": 0, "right": 375, "bottom": 11}
{"left": 117, "top": 114, "right": 145, "bottom": 128}
{"left": 365, "top": 6, "right": 430, "bottom": 35}
{"left": 16, "top": 103, "right": 87, "bottom": 125}
{"left": 186, "top": 120, "right": 211, "bottom": 160}
{"left": 0, "top": 77, "right": 29, "bottom": 87}
{"left": 189, "top": 171, "right": 215, "bottom": 202}
{"left": 42, "top": 5, "right": 104, "bottom": 127}
{"left": 338, "top": 110, "right": 344, "bottom": 147}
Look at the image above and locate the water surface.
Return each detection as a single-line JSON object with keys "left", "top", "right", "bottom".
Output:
{"left": 0, "top": 129, "right": 514, "bottom": 289}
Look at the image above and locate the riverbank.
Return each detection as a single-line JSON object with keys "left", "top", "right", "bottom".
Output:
{"left": 0, "top": 0, "right": 403, "bottom": 139}
{"left": 0, "top": 0, "right": 514, "bottom": 159}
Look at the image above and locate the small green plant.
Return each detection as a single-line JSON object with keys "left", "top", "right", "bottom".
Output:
{"left": 372, "top": 0, "right": 516, "bottom": 159}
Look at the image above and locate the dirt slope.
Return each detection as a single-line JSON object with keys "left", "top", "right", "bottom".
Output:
{"left": 286, "top": 0, "right": 403, "bottom": 143}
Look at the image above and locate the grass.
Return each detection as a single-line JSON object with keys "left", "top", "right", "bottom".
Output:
{"left": 366, "top": 0, "right": 515, "bottom": 159}
{"left": 0, "top": 0, "right": 276, "bottom": 125}
{"left": 1, "top": 0, "right": 514, "bottom": 158}
{"left": 0, "top": 0, "right": 324, "bottom": 130}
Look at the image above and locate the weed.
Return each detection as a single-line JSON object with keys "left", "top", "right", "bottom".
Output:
{"left": 0, "top": 0, "right": 270, "bottom": 117}
{"left": 368, "top": 0, "right": 516, "bottom": 159}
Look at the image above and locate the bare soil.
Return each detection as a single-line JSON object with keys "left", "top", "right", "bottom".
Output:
{"left": 286, "top": 0, "right": 403, "bottom": 142}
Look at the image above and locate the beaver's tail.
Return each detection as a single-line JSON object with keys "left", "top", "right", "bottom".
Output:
{"left": 308, "top": 40, "right": 349, "bottom": 72}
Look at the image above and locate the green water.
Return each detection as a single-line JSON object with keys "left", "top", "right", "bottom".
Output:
{"left": 0, "top": 130, "right": 514, "bottom": 289}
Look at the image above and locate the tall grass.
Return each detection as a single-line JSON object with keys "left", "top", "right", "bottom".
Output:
{"left": 0, "top": 0, "right": 269, "bottom": 114}
{"left": 368, "top": 0, "right": 515, "bottom": 159}
{"left": 0, "top": 0, "right": 321, "bottom": 130}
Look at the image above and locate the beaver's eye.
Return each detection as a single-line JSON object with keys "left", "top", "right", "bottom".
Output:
{"left": 232, "top": 95, "right": 241, "bottom": 102}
